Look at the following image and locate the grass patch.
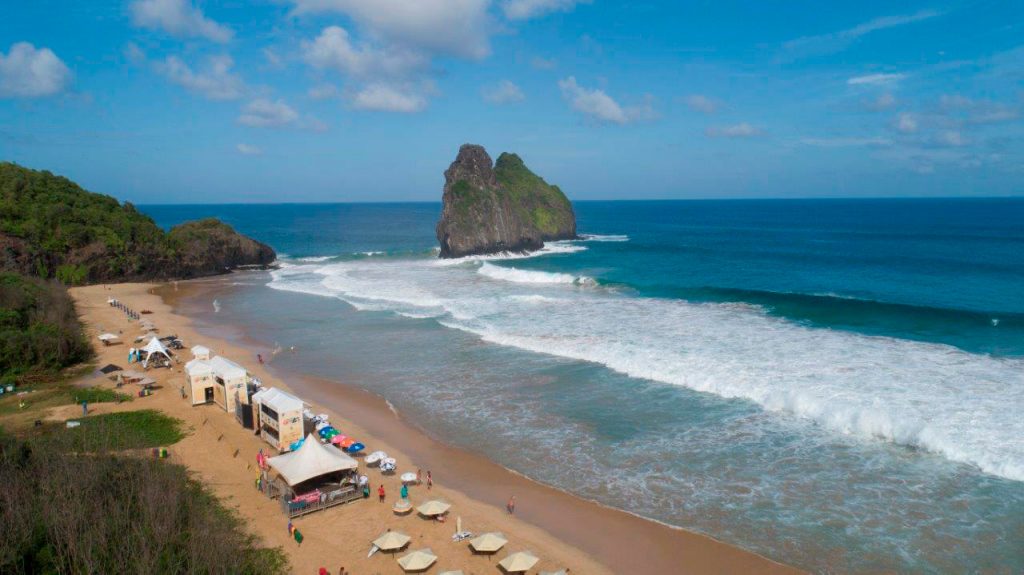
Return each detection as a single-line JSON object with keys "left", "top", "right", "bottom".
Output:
{"left": 57, "top": 410, "right": 185, "bottom": 452}
{"left": 69, "top": 386, "right": 132, "bottom": 405}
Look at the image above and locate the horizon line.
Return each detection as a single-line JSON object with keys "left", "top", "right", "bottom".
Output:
{"left": 137, "top": 195, "right": 1024, "bottom": 207}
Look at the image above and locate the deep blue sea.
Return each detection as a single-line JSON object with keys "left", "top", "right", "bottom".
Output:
{"left": 147, "top": 200, "right": 1024, "bottom": 574}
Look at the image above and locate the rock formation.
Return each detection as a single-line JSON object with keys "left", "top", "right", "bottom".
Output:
{"left": 0, "top": 162, "right": 276, "bottom": 284}
{"left": 436, "top": 144, "right": 576, "bottom": 258}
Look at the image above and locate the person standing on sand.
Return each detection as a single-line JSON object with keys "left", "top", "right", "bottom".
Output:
{"left": 427, "top": 470, "right": 433, "bottom": 490}
{"left": 81, "top": 400, "right": 87, "bottom": 417}
{"left": 507, "top": 495, "right": 516, "bottom": 514}
{"left": 378, "top": 484, "right": 386, "bottom": 502}
{"left": 257, "top": 353, "right": 263, "bottom": 365}
{"left": 417, "top": 468, "right": 422, "bottom": 484}
{"left": 400, "top": 483, "right": 408, "bottom": 499}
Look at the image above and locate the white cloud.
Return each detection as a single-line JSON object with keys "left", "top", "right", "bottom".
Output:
{"left": 935, "top": 130, "right": 967, "bottom": 147}
{"left": 159, "top": 54, "right": 243, "bottom": 100}
{"left": 482, "top": 80, "right": 525, "bottom": 104}
{"left": 236, "top": 143, "right": 262, "bottom": 155}
{"left": 308, "top": 83, "right": 339, "bottom": 100}
{"left": 130, "top": 0, "right": 232, "bottom": 43}
{"left": 939, "top": 95, "right": 1019, "bottom": 124}
{"left": 238, "top": 98, "right": 299, "bottom": 127}
{"left": 530, "top": 56, "right": 557, "bottom": 70}
{"left": 781, "top": 10, "right": 939, "bottom": 59}
{"left": 848, "top": 73, "right": 905, "bottom": 86}
{"left": 503, "top": 0, "right": 589, "bottom": 20}
{"left": 706, "top": 123, "right": 764, "bottom": 138}
{"left": 263, "top": 48, "right": 284, "bottom": 69}
{"left": 0, "top": 42, "right": 72, "bottom": 98}
{"left": 868, "top": 92, "right": 896, "bottom": 110}
{"left": 289, "top": 0, "right": 491, "bottom": 60}
{"left": 351, "top": 84, "right": 427, "bottom": 113}
{"left": 302, "top": 25, "right": 424, "bottom": 79}
{"left": 685, "top": 94, "right": 718, "bottom": 114}
{"left": 123, "top": 42, "right": 147, "bottom": 65}
{"left": 896, "top": 112, "right": 918, "bottom": 133}
{"left": 558, "top": 76, "right": 654, "bottom": 125}
{"left": 799, "top": 137, "right": 892, "bottom": 147}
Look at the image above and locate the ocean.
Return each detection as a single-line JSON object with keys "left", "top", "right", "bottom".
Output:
{"left": 146, "top": 199, "right": 1024, "bottom": 574}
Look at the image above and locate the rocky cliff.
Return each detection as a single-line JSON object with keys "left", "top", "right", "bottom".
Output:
{"left": 436, "top": 144, "right": 576, "bottom": 258}
{"left": 0, "top": 162, "right": 276, "bottom": 284}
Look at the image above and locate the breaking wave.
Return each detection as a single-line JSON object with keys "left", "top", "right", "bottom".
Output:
{"left": 267, "top": 254, "right": 1024, "bottom": 482}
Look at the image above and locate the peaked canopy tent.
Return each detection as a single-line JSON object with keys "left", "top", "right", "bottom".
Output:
{"left": 142, "top": 337, "right": 171, "bottom": 359}
{"left": 267, "top": 433, "right": 358, "bottom": 488}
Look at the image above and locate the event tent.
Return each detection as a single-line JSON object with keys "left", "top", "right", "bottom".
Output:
{"left": 142, "top": 337, "right": 171, "bottom": 360}
{"left": 191, "top": 345, "right": 211, "bottom": 360}
{"left": 267, "top": 433, "right": 358, "bottom": 487}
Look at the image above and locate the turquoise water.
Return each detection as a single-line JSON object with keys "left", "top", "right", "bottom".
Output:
{"left": 147, "top": 200, "right": 1024, "bottom": 574}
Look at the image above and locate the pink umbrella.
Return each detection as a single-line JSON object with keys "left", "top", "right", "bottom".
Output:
{"left": 330, "top": 435, "right": 348, "bottom": 445}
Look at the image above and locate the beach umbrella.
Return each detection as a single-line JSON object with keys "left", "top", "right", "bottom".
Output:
{"left": 540, "top": 570, "right": 568, "bottom": 575}
{"left": 400, "top": 472, "right": 418, "bottom": 483}
{"left": 98, "top": 333, "right": 119, "bottom": 342}
{"left": 372, "top": 531, "right": 411, "bottom": 552}
{"left": 499, "top": 551, "right": 539, "bottom": 573}
{"left": 346, "top": 442, "right": 365, "bottom": 453}
{"left": 439, "top": 571, "right": 465, "bottom": 575}
{"left": 339, "top": 437, "right": 356, "bottom": 448}
{"left": 330, "top": 435, "right": 346, "bottom": 445}
{"left": 315, "top": 421, "right": 329, "bottom": 431}
{"left": 417, "top": 500, "right": 451, "bottom": 517}
{"left": 397, "top": 548, "right": 437, "bottom": 572}
{"left": 469, "top": 532, "right": 508, "bottom": 554}
{"left": 366, "top": 450, "right": 387, "bottom": 464}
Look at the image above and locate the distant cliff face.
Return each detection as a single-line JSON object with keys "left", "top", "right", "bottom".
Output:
{"left": 436, "top": 144, "right": 576, "bottom": 258}
{"left": 165, "top": 219, "right": 277, "bottom": 278}
{"left": 0, "top": 162, "right": 276, "bottom": 284}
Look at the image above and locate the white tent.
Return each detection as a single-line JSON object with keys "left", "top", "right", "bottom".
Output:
{"left": 267, "top": 433, "right": 358, "bottom": 486}
{"left": 185, "top": 358, "right": 213, "bottom": 376}
{"left": 253, "top": 387, "right": 303, "bottom": 414}
{"left": 209, "top": 356, "right": 247, "bottom": 380}
{"left": 142, "top": 337, "right": 171, "bottom": 360}
{"left": 191, "top": 345, "right": 211, "bottom": 360}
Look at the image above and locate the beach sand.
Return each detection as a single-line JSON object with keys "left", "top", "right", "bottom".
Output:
{"left": 69, "top": 281, "right": 802, "bottom": 575}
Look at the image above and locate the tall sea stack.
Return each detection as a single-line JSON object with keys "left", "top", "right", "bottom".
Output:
{"left": 436, "top": 144, "right": 577, "bottom": 258}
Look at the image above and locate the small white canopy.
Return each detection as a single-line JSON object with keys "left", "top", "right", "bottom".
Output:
{"left": 252, "top": 387, "right": 303, "bottom": 414}
{"left": 209, "top": 356, "right": 247, "bottom": 380}
{"left": 499, "top": 551, "right": 540, "bottom": 573}
{"left": 397, "top": 548, "right": 437, "bottom": 572}
{"left": 267, "top": 433, "right": 358, "bottom": 487}
{"left": 98, "top": 333, "right": 119, "bottom": 341}
{"left": 142, "top": 337, "right": 171, "bottom": 359}
{"left": 416, "top": 500, "right": 451, "bottom": 516}
{"left": 191, "top": 345, "right": 211, "bottom": 360}
{"left": 185, "top": 358, "right": 213, "bottom": 376}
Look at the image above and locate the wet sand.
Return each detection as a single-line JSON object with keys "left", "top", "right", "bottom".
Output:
{"left": 73, "top": 280, "right": 802, "bottom": 574}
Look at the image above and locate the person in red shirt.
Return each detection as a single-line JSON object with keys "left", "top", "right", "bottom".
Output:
{"left": 378, "top": 484, "right": 386, "bottom": 502}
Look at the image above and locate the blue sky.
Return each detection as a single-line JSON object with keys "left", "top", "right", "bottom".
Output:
{"left": 1, "top": 0, "right": 1022, "bottom": 202}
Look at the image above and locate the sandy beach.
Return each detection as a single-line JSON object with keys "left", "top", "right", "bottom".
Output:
{"left": 69, "top": 281, "right": 802, "bottom": 575}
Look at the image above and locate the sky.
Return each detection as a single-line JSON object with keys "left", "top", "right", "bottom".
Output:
{"left": 1, "top": 0, "right": 1022, "bottom": 203}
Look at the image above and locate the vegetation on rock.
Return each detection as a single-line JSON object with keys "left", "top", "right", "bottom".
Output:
{"left": 0, "top": 162, "right": 275, "bottom": 284}
{"left": 436, "top": 144, "right": 576, "bottom": 258}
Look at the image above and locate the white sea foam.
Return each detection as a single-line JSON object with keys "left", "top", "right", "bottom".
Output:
{"left": 478, "top": 262, "right": 592, "bottom": 285}
{"left": 433, "top": 241, "right": 588, "bottom": 266}
{"left": 295, "top": 255, "right": 334, "bottom": 262}
{"left": 580, "top": 233, "right": 630, "bottom": 242}
{"left": 267, "top": 254, "right": 1024, "bottom": 482}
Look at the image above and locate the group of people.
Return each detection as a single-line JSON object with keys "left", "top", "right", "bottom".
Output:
{"left": 108, "top": 298, "right": 140, "bottom": 320}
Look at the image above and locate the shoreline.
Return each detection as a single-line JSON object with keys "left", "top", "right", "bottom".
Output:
{"left": 159, "top": 276, "right": 802, "bottom": 574}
